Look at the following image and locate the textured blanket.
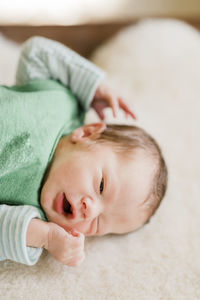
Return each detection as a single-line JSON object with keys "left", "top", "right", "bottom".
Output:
{"left": 0, "top": 19, "right": 200, "bottom": 300}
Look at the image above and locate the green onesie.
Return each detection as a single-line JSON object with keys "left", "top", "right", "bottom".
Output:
{"left": 0, "top": 79, "right": 85, "bottom": 220}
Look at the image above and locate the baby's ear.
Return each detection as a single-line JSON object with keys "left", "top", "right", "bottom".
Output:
{"left": 70, "top": 123, "right": 106, "bottom": 143}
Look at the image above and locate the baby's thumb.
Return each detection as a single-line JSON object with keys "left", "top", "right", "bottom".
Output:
{"left": 70, "top": 229, "right": 84, "bottom": 239}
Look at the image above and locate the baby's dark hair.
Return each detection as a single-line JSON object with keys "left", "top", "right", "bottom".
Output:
{"left": 95, "top": 124, "right": 168, "bottom": 222}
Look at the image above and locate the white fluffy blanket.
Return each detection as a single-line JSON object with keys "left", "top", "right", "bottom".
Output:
{"left": 0, "top": 19, "right": 200, "bottom": 300}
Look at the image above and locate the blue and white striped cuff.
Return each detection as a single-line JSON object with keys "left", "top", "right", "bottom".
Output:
{"left": 0, "top": 205, "right": 43, "bottom": 265}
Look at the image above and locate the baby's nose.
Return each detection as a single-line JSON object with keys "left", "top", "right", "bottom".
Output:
{"left": 81, "top": 196, "right": 100, "bottom": 219}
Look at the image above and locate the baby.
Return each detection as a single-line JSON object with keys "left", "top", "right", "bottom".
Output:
{"left": 0, "top": 36, "right": 167, "bottom": 267}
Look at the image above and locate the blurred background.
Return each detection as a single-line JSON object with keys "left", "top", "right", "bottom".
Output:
{"left": 0, "top": 0, "right": 200, "bottom": 57}
{"left": 1, "top": 0, "right": 200, "bottom": 25}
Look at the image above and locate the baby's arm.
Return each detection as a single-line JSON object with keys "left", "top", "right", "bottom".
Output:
{"left": 0, "top": 204, "right": 43, "bottom": 265}
{"left": 27, "top": 219, "right": 85, "bottom": 267}
{"left": 16, "top": 36, "right": 136, "bottom": 120}
{"left": 16, "top": 36, "right": 105, "bottom": 111}
{"left": 0, "top": 205, "right": 84, "bottom": 266}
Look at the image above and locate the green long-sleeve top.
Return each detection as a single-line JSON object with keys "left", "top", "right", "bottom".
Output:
{"left": 0, "top": 36, "right": 105, "bottom": 265}
{"left": 0, "top": 79, "right": 84, "bottom": 219}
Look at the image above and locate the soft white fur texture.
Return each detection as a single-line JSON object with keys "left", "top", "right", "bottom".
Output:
{"left": 0, "top": 19, "right": 200, "bottom": 300}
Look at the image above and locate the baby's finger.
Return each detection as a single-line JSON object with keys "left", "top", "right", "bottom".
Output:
{"left": 120, "top": 101, "right": 136, "bottom": 120}
{"left": 119, "top": 97, "right": 137, "bottom": 120}
{"left": 70, "top": 229, "right": 84, "bottom": 238}
{"left": 97, "top": 108, "right": 105, "bottom": 120}
{"left": 67, "top": 247, "right": 85, "bottom": 258}
{"left": 108, "top": 95, "right": 119, "bottom": 118}
{"left": 69, "top": 230, "right": 85, "bottom": 245}
{"left": 69, "top": 229, "right": 81, "bottom": 237}
{"left": 67, "top": 253, "right": 85, "bottom": 267}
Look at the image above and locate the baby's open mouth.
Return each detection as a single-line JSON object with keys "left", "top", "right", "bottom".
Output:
{"left": 56, "top": 192, "right": 75, "bottom": 219}
{"left": 63, "top": 194, "right": 73, "bottom": 214}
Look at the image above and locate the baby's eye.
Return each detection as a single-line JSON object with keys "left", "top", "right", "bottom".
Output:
{"left": 100, "top": 177, "right": 104, "bottom": 194}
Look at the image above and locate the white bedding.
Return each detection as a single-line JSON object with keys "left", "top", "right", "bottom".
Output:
{"left": 0, "top": 19, "right": 200, "bottom": 300}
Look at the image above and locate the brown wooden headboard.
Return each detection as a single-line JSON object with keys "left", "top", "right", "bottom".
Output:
{"left": 0, "top": 18, "right": 200, "bottom": 57}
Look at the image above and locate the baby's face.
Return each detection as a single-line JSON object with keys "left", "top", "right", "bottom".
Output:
{"left": 41, "top": 130, "right": 153, "bottom": 236}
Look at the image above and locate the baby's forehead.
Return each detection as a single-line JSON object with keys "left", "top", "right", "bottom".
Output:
{"left": 116, "top": 151, "right": 154, "bottom": 199}
{"left": 115, "top": 146, "right": 154, "bottom": 168}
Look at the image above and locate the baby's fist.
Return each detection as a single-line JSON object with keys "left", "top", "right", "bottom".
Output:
{"left": 45, "top": 222, "right": 85, "bottom": 267}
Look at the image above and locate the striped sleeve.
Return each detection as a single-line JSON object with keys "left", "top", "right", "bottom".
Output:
{"left": 16, "top": 36, "right": 105, "bottom": 111}
{"left": 0, "top": 205, "right": 43, "bottom": 265}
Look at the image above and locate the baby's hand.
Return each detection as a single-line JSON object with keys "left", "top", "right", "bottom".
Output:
{"left": 91, "top": 83, "right": 136, "bottom": 121}
{"left": 45, "top": 222, "right": 85, "bottom": 267}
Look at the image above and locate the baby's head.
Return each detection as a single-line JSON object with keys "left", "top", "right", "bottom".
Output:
{"left": 41, "top": 123, "right": 168, "bottom": 236}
